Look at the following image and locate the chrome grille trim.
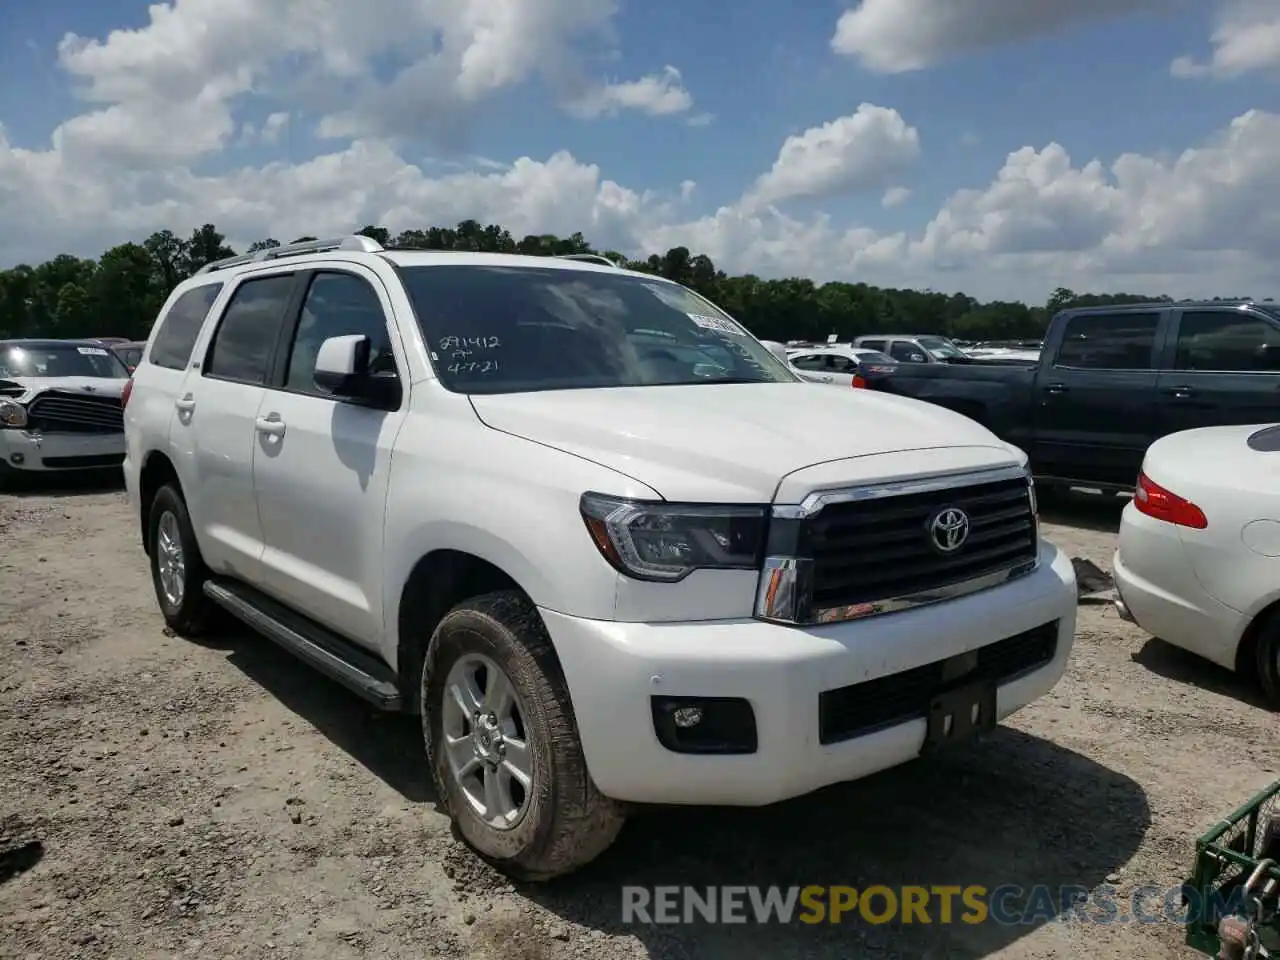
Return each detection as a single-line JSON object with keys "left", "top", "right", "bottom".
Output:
{"left": 755, "top": 464, "right": 1039, "bottom": 626}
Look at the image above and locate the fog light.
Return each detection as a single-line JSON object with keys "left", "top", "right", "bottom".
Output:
{"left": 651, "top": 696, "right": 757, "bottom": 755}
{"left": 672, "top": 706, "right": 703, "bottom": 728}
{"left": 9, "top": 453, "right": 23, "bottom": 464}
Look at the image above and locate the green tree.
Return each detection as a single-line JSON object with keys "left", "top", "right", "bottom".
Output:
{"left": 0, "top": 219, "right": 1185, "bottom": 345}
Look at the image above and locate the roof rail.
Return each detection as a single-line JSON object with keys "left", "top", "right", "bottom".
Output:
{"left": 194, "top": 234, "right": 385, "bottom": 276}
{"left": 555, "top": 253, "right": 620, "bottom": 268}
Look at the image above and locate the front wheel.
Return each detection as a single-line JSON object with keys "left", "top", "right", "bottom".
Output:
{"left": 423, "top": 590, "right": 625, "bottom": 880}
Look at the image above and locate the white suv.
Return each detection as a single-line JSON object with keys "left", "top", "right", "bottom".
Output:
{"left": 122, "top": 235, "right": 1078, "bottom": 880}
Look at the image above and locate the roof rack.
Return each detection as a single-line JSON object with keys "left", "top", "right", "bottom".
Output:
{"left": 194, "top": 234, "right": 385, "bottom": 276}
{"left": 555, "top": 253, "right": 621, "bottom": 268}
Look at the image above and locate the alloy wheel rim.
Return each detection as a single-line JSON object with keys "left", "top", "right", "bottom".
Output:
{"left": 440, "top": 653, "right": 533, "bottom": 829}
{"left": 156, "top": 511, "right": 186, "bottom": 607}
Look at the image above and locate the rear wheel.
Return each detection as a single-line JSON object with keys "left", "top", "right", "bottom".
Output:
{"left": 423, "top": 590, "right": 625, "bottom": 880}
{"left": 148, "top": 484, "right": 215, "bottom": 636}
{"left": 1253, "top": 614, "right": 1280, "bottom": 709}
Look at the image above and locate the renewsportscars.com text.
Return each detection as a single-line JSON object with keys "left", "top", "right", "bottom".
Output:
{"left": 621, "top": 883, "right": 1225, "bottom": 926}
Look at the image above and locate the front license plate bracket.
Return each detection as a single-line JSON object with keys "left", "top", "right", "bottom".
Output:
{"left": 921, "top": 680, "right": 997, "bottom": 752}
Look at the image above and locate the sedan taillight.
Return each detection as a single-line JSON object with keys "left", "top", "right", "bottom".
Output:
{"left": 1134, "top": 471, "right": 1207, "bottom": 529}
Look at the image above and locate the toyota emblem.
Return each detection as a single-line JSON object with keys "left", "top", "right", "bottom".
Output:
{"left": 927, "top": 506, "right": 970, "bottom": 553}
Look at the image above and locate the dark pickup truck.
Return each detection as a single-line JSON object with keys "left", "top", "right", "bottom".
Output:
{"left": 867, "top": 300, "right": 1280, "bottom": 490}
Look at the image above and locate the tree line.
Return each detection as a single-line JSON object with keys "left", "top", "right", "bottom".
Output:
{"left": 0, "top": 220, "right": 1262, "bottom": 345}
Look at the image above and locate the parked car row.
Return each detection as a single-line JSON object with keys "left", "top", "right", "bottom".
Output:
{"left": 859, "top": 299, "right": 1280, "bottom": 492}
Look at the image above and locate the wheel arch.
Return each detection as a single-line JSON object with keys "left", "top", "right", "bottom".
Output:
{"left": 138, "top": 450, "right": 182, "bottom": 555}
{"left": 395, "top": 548, "right": 538, "bottom": 715}
{"left": 1235, "top": 592, "right": 1280, "bottom": 679}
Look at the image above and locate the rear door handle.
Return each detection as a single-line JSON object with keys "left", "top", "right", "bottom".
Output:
{"left": 174, "top": 395, "right": 196, "bottom": 412}
{"left": 1045, "top": 383, "right": 1068, "bottom": 395}
{"left": 255, "top": 414, "right": 286, "bottom": 438}
{"left": 1162, "top": 385, "right": 1195, "bottom": 399}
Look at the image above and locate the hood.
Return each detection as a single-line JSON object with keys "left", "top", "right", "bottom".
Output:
{"left": 470, "top": 381, "right": 1019, "bottom": 502}
{"left": 0, "top": 377, "right": 127, "bottom": 402}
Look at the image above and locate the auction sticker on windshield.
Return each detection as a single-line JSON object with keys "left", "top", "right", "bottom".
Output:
{"left": 77, "top": 347, "right": 109, "bottom": 356}
{"left": 687, "top": 313, "right": 746, "bottom": 336}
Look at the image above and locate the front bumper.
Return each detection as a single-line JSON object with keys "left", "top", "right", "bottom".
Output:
{"left": 545, "top": 539, "right": 1078, "bottom": 806}
{"left": 0, "top": 429, "right": 125, "bottom": 472}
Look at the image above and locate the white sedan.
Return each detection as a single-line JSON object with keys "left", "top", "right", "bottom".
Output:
{"left": 785, "top": 345, "right": 897, "bottom": 387}
{"left": 1113, "top": 423, "right": 1280, "bottom": 706}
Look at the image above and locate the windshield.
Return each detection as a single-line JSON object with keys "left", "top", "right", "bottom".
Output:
{"left": 398, "top": 265, "right": 797, "bottom": 394}
{"left": 0, "top": 343, "right": 129, "bottom": 379}
{"left": 916, "top": 336, "right": 965, "bottom": 359}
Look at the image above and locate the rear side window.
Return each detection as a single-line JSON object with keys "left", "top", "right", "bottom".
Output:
{"left": 889, "top": 342, "right": 926, "bottom": 362}
{"left": 790, "top": 354, "right": 828, "bottom": 370}
{"left": 150, "top": 284, "right": 223, "bottom": 370}
{"left": 1055, "top": 312, "right": 1160, "bottom": 370}
{"left": 204, "top": 275, "right": 296, "bottom": 385}
{"left": 1174, "top": 312, "right": 1280, "bottom": 372}
{"left": 860, "top": 339, "right": 886, "bottom": 351}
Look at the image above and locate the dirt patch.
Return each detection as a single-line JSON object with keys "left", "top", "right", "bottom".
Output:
{"left": 0, "top": 482, "right": 1275, "bottom": 959}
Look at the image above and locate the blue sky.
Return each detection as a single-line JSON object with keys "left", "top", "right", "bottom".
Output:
{"left": 1, "top": 0, "right": 1278, "bottom": 303}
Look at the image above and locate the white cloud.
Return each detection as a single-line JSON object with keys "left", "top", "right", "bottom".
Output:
{"left": 3, "top": 3, "right": 1280, "bottom": 306}
{"left": 6, "top": 104, "right": 1280, "bottom": 303}
{"left": 744, "top": 104, "right": 920, "bottom": 208}
{"left": 909, "top": 109, "right": 1280, "bottom": 292}
{"left": 48, "top": 0, "right": 688, "bottom": 161}
{"left": 832, "top": 0, "right": 1171, "bottom": 72}
{"left": 260, "top": 112, "right": 290, "bottom": 143}
{"left": 881, "top": 186, "right": 911, "bottom": 208}
{"left": 1171, "top": 0, "right": 1280, "bottom": 79}
{"left": 565, "top": 65, "right": 694, "bottom": 119}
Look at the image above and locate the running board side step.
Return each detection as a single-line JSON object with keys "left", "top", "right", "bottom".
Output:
{"left": 203, "top": 579, "right": 403, "bottom": 710}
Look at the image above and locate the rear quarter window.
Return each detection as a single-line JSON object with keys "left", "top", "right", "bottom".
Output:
{"left": 149, "top": 283, "right": 224, "bottom": 370}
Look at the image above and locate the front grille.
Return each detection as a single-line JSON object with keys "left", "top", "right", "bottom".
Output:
{"left": 26, "top": 392, "right": 123, "bottom": 434}
{"left": 818, "top": 620, "right": 1058, "bottom": 744}
{"left": 806, "top": 474, "right": 1036, "bottom": 612}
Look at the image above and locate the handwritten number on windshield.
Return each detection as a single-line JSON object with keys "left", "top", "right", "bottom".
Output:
{"left": 440, "top": 336, "right": 501, "bottom": 351}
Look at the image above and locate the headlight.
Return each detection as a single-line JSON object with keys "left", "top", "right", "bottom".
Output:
{"left": 0, "top": 399, "right": 27, "bottom": 428}
{"left": 579, "top": 492, "right": 767, "bottom": 582}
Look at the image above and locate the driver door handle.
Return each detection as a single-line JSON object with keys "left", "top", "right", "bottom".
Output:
{"left": 255, "top": 414, "right": 286, "bottom": 438}
{"left": 174, "top": 394, "right": 196, "bottom": 412}
{"left": 1045, "top": 382, "right": 1068, "bottom": 395}
{"left": 1162, "top": 385, "right": 1195, "bottom": 399}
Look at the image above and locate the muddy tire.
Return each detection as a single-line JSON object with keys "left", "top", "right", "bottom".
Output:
{"left": 423, "top": 590, "right": 625, "bottom": 880}
{"left": 148, "top": 483, "right": 215, "bottom": 637}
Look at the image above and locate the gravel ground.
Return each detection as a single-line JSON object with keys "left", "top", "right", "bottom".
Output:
{"left": 1, "top": 478, "right": 1276, "bottom": 960}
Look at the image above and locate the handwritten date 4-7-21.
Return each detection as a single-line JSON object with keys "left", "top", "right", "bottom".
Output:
{"left": 448, "top": 360, "right": 500, "bottom": 375}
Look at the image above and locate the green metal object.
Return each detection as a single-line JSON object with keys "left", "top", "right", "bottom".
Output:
{"left": 1184, "top": 778, "right": 1280, "bottom": 957}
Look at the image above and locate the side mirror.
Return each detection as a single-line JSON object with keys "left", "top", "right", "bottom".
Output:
{"left": 314, "top": 335, "right": 400, "bottom": 409}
